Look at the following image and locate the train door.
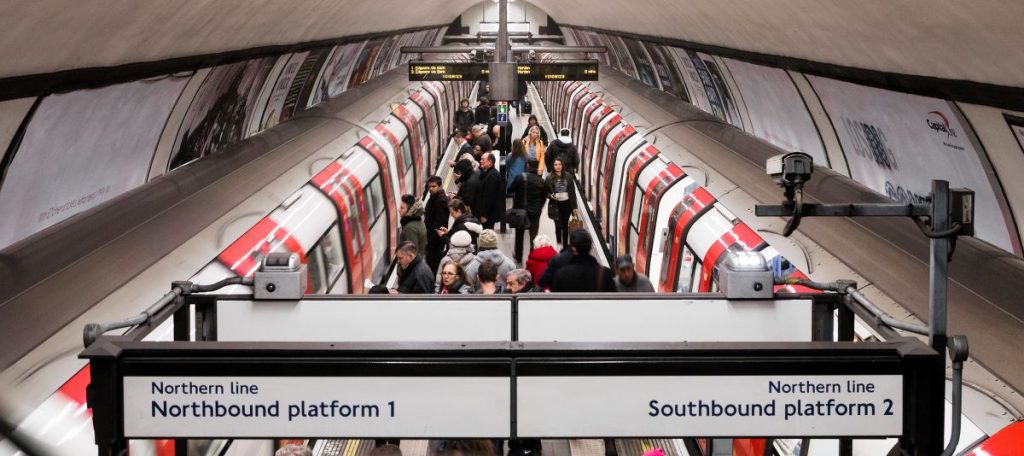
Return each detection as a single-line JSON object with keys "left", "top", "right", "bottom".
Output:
{"left": 642, "top": 174, "right": 699, "bottom": 276}
{"left": 573, "top": 92, "right": 597, "bottom": 145}
{"left": 588, "top": 109, "right": 618, "bottom": 210}
{"left": 616, "top": 146, "right": 660, "bottom": 255}
{"left": 599, "top": 121, "right": 634, "bottom": 227}
{"left": 658, "top": 188, "right": 715, "bottom": 292}
{"left": 634, "top": 163, "right": 685, "bottom": 270}
{"left": 565, "top": 84, "right": 590, "bottom": 138}
{"left": 604, "top": 131, "right": 644, "bottom": 237}
{"left": 410, "top": 89, "right": 439, "bottom": 177}
{"left": 583, "top": 104, "right": 611, "bottom": 196}
{"left": 577, "top": 98, "right": 604, "bottom": 189}
{"left": 393, "top": 104, "right": 424, "bottom": 193}
{"left": 357, "top": 136, "right": 397, "bottom": 259}
{"left": 310, "top": 159, "right": 369, "bottom": 292}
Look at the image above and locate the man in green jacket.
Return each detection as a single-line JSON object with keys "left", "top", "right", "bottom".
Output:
{"left": 399, "top": 194, "right": 427, "bottom": 256}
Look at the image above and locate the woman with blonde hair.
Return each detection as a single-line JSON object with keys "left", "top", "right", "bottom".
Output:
{"left": 522, "top": 125, "right": 546, "bottom": 174}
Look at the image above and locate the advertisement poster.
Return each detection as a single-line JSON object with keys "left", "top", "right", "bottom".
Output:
{"left": 168, "top": 58, "right": 276, "bottom": 170}
{"left": 347, "top": 38, "right": 385, "bottom": 89}
{"left": 644, "top": 42, "right": 687, "bottom": 101}
{"left": 722, "top": 58, "right": 827, "bottom": 165}
{"left": 261, "top": 52, "right": 310, "bottom": 131}
{"left": 696, "top": 53, "right": 743, "bottom": 128}
{"left": 1007, "top": 115, "right": 1024, "bottom": 157}
{"left": 309, "top": 41, "right": 366, "bottom": 108}
{"left": 622, "top": 37, "right": 658, "bottom": 88}
{"left": 608, "top": 35, "right": 637, "bottom": 79}
{"left": 0, "top": 77, "right": 188, "bottom": 248}
{"left": 665, "top": 47, "right": 713, "bottom": 118}
{"left": 809, "top": 75, "right": 1013, "bottom": 251}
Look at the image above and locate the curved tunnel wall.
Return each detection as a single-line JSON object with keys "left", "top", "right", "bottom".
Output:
{"left": 563, "top": 26, "right": 1024, "bottom": 256}
{"left": 0, "top": 28, "right": 443, "bottom": 250}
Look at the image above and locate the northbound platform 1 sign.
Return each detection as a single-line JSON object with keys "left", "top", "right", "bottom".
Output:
{"left": 517, "top": 375, "right": 903, "bottom": 438}
{"left": 123, "top": 376, "right": 511, "bottom": 438}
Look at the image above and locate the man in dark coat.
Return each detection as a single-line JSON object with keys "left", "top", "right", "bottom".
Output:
{"left": 545, "top": 128, "right": 580, "bottom": 173}
{"left": 423, "top": 176, "right": 450, "bottom": 273}
{"left": 536, "top": 243, "right": 573, "bottom": 290}
{"left": 454, "top": 99, "right": 475, "bottom": 134}
{"left": 453, "top": 159, "right": 481, "bottom": 213}
{"left": 475, "top": 97, "right": 491, "bottom": 125}
{"left": 393, "top": 242, "right": 434, "bottom": 294}
{"left": 550, "top": 230, "right": 616, "bottom": 292}
{"left": 475, "top": 152, "right": 505, "bottom": 230}
{"left": 508, "top": 159, "right": 548, "bottom": 262}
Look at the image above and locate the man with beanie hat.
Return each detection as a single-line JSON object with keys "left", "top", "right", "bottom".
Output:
{"left": 614, "top": 254, "right": 655, "bottom": 292}
{"left": 551, "top": 230, "right": 615, "bottom": 292}
{"left": 472, "top": 229, "right": 517, "bottom": 286}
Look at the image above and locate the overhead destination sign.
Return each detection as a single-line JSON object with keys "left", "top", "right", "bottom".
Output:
{"left": 517, "top": 375, "right": 903, "bottom": 437}
{"left": 123, "top": 376, "right": 511, "bottom": 438}
{"left": 409, "top": 63, "right": 489, "bottom": 81}
{"left": 516, "top": 62, "right": 598, "bottom": 81}
{"left": 408, "top": 61, "right": 598, "bottom": 81}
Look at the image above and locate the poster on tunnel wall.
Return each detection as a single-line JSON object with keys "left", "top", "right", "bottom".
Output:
{"left": 808, "top": 75, "right": 1014, "bottom": 252}
{"left": 1006, "top": 115, "right": 1024, "bottom": 158}
{"left": 168, "top": 58, "right": 277, "bottom": 171}
{"left": 348, "top": 38, "right": 385, "bottom": 89}
{"left": 621, "top": 37, "right": 658, "bottom": 88}
{"left": 721, "top": 58, "right": 827, "bottom": 166}
{"left": 258, "top": 47, "right": 330, "bottom": 130}
{"left": 663, "top": 47, "right": 714, "bottom": 119}
{"left": 644, "top": 42, "right": 688, "bottom": 101}
{"left": 308, "top": 41, "right": 366, "bottom": 108}
{"left": 0, "top": 77, "right": 188, "bottom": 249}
{"left": 695, "top": 52, "right": 743, "bottom": 128}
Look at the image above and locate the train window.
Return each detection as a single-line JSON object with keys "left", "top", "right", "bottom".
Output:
{"left": 400, "top": 139, "right": 413, "bottom": 172}
{"left": 630, "top": 189, "right": 643, "bottom": 229}
{"left": 690, "top": 259, "right": 702, "bottom": 293}
{"left": 419, "top": 120, "right": 429, "bottom": 150}
{"left": 320, "top": 224, "right": 344, "bottom": 286}
{"left": 307, "top": 248, "right": 327, "bottom": 294}
{"left": 365, "top": 175, "right": 386, "bottom": 220}
{"left": 678, "top": 247, "right": 696, "bottom": 293}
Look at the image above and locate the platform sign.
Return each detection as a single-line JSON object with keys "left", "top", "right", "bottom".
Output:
{"left": 517, "top": 375, "right": 902, "bottom": 438}
{"left": 123, "top": 376, "right": 511, "bottom": 438}
{"left": 496, "top": 102, "right": 509, "bottom": 123}
{"left": 408, "top": 62, "right": 489, "bottom": 81}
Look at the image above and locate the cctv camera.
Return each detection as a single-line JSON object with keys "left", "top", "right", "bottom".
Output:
{"left": 766, "top": 152, "right": 813, "bottom": 187}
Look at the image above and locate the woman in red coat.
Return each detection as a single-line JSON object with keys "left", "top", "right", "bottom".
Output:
{"left": 526, "top": 234, "right": 558, "bottom": 287}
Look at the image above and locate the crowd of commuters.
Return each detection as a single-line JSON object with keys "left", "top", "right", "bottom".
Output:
{"left": 383, "top": 94, "right": 651, "bottom": 298}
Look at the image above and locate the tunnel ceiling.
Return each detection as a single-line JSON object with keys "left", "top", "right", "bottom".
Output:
{"left": 2, "top": 0, "right": 1023, "bottom": 87}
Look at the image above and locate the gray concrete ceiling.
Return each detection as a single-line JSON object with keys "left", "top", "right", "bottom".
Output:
{"left": 2, "top": 0, "right": 1022, "bottom": 87}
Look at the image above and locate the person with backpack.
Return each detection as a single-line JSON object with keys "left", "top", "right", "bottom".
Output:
{"left": 545, "top": 127, "right": 579, "bottom": 173}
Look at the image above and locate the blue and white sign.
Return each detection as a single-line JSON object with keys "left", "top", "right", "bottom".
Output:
{"left": 123, "top": 376, "right": 511, "bottom": 438}
{"left": 517, "top": 375, "right": 902, "bottom": 437}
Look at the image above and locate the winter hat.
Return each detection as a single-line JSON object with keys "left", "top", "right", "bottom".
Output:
{"left": 450, "top": 230, "right": 472, "bottom": 248}
{"left": 558, "top": 128, "right": 572, "bottom": 143}
{"left": 478, "top": 229, "right": 499, "bottom": 250}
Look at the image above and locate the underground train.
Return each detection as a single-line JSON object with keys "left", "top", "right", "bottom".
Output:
{"left": 535, "top": 79, "right": 1024, "bottom": 455}
{"left": 5, "top": 76, "right": 471, "bottom": 455}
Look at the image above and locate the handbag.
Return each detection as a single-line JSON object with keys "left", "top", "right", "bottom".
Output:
{"left": 567, "top": 209, "right": 584, "bottom": 231}
{"left": 547, "top": 199, "right": 559, "bottom": 221}
{"left": 505, "top": 177, "right": 531, "bottom": 229}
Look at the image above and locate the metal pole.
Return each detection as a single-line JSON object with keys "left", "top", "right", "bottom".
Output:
{"left": 927, "top": 179, "right": 950, "bottom": 456}
{"left": 497, "top": 0, "right": 508, "bottom": 63}
{"left": 929, "top": 179, "right": 949, "bottom": 352}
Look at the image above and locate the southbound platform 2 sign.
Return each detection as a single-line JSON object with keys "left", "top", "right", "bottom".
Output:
{"left": 517, "top": 375, "right": 903, "bottom": 438}
{"left": 123, "top": 377, "right": 510, "bottom": 438}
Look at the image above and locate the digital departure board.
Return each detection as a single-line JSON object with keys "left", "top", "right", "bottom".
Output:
{"left": 516, "top": 62, "right": 599, "bottom": 81}
{"left": 409, "top": 61, "right": 599, "bottom": 82}
{"left": 408, "top": 63, "right": 489, "bottom": 81}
